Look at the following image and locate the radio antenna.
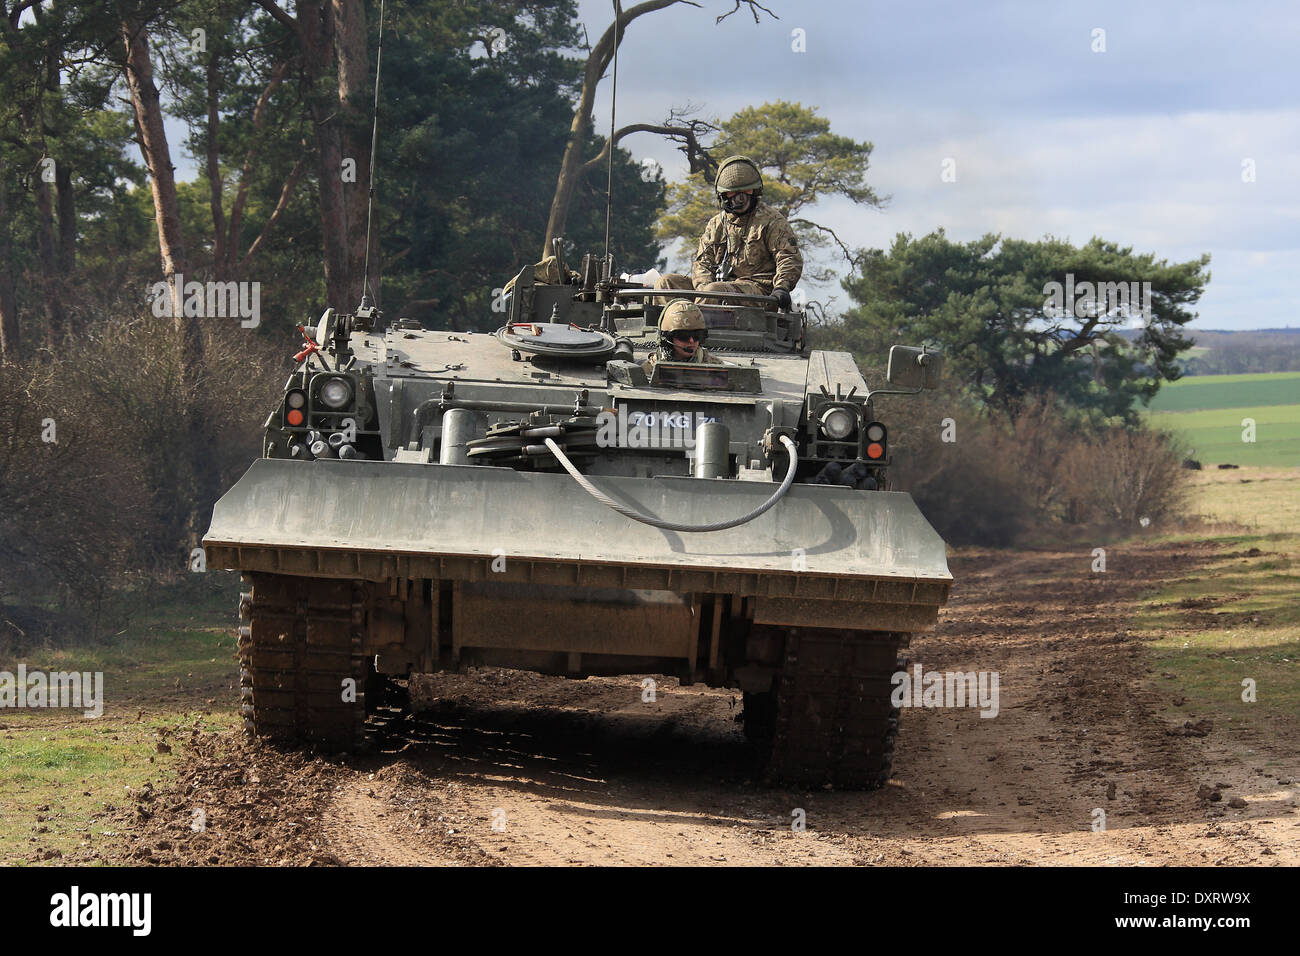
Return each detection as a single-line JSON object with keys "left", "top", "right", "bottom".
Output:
{"left": 602, "top": 0, "right": 622, "bottom": 269}
{"left": 358, "top": 0, "right": 386, "bottom": 311}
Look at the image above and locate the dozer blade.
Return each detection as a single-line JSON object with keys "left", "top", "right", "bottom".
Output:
{"left": 204, "top": 459, "right": 951, "bottom": 627}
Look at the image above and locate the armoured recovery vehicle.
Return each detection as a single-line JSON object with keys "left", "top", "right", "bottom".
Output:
{"left": 203, "top": 254, "right": 951, "bottom": 789}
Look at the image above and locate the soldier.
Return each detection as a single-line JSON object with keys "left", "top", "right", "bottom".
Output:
{"left": 642, "top": 299, "right": 724, "bottom": 377}
{"left": 654, "top": 155, "right": 803, "bottom": 310}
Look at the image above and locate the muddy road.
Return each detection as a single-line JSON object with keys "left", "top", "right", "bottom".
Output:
{"left": 115, "top": 541, "right": 1300, "bottom": 866}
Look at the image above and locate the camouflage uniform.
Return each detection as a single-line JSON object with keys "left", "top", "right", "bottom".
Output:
{"left": 654, "top": 201, "right": 803, "bottom": 303}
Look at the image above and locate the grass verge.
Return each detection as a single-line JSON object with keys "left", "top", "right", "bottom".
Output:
{"left": 0, "top": 573, "right": 242, "bottom": 865}
{"left": 1138, "top": 468, "right": 1300, "bottom": 767}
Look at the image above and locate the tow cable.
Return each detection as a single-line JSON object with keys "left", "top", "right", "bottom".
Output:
{"left": 543, "top": 435, "right": 799, "bottom": 533}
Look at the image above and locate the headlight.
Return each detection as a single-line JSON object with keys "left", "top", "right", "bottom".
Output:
{"left": 819, "top": 406, "right": 857, "bottom": 441}
{"left": 866, "top": 422, "right": 885, "bottom": 442}
{"left": 318, "top": 377, "right": 353, "bottom": 409}
{"left": 286, "top": 390, "right": 306, "bottom": 410}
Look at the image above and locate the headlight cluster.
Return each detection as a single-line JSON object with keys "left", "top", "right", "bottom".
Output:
{"left": 283, "top": 375, "right": 354, "bottom": 428}
{"left": 815, "top": 402, "right": 888, "bottom": 464}
{"left": 818, "top": 406, "right": 857, "bottom": 441}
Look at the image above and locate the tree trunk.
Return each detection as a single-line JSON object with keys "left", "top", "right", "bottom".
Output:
{"left": 0, "top": 158, "right": 18, "bottom": 361}
{"left": 541, "top": 0, "right": 679, "bottom": 260}
{"left": 294, "top": 0, "right": 351, "bottom": 309}
{"left": 32, "top": 174, "right": 66, "bottom": 349}
{"left": 122, "top": 16, "right": 188, "bottom": 315}
{"left": 259, "top": 0, "right": 378, "bottom": 308}
{"left": 56, "top": 156, "right": 76, "bottom": 273}
{"left": 332, "top": 0, "right": 377, "bottom": 307}
{"left": 0, "top": 264, "right": 16, "bottom": 361}
{"left": 206, "top": 55, "right": 228, "bottom": 279}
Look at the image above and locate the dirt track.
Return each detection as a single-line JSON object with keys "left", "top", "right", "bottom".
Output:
{"left": 114, "top": 541, "right": 1300, "bottom": 866}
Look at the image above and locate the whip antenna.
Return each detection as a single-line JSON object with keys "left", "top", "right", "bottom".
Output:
{"left": 603, "top": 0, "right": 622, "bottom": 268}
{"left": 358, "top": 0, "right": 386, "bottom": 311}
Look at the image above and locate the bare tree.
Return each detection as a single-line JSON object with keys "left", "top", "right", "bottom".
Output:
{"left": 541, "top": 0, "right": 777, "bottom": 259}
{"left": 577, "top": 113, "right": 720, "bottom": 183}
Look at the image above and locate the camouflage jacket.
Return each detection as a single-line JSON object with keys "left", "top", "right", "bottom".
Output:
{"left": 690, "top": 202, "right": 803, "bottom": 293}
{"left": 641, "top": 346, "right": 721, "bottom": 378}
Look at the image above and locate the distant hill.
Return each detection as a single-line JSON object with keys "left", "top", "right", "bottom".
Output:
{"left": 1119, "top": 327, "right": 1300, "bottom": 375}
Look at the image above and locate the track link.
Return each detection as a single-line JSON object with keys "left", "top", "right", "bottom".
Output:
{"left": 238, "top": 574, "right": 368, "bottom": 751}
{"left": 758, "top": 628, "right": 906, "bottom": 790}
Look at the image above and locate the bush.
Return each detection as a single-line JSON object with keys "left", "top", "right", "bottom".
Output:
{"left": 0, "top": 362, "right": 143, "bottom": 595}
{"left": 878, "top": 383, "right": 1189, "bottom": 546}
{"left": 1, "top": 312, "right": 284, "bottom": 643}
{"left": 876, "top": 383, "right": 1031, "bottom": 547}
{"left": 59, "top": 313, "right": 285, "bottom": 564}
{"left": 1059, "top": 425, "right": 1188, "bottom": 528}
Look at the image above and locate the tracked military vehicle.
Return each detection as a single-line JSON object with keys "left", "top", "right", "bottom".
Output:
{"left": 203, "top": 254, "right": 950, "bottom": 789}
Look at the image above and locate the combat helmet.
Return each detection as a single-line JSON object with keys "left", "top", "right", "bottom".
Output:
{"left": 659, "top": 299, "right": 707, "bottom": 349}
{"left": 715, "top": 155, "right": 763, "bottom": 213}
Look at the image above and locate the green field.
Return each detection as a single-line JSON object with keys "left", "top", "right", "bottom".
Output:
{"left": 1147, "top": 371, "right": 1300, "bottom": 412}
{"left": 1145, "top": 372, "right": 1300, "bottom": 467}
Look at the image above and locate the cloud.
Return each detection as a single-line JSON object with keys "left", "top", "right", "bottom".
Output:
{"left": 578, "top": 0, "right": 1298, "bottom": 329}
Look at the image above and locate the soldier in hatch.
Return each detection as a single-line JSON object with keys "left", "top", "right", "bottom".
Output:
{"left": 642, "top": 299, "right": 723, "bottom": 377}
{"left": 654, "top": 155, "right": 803, "bottom": 310}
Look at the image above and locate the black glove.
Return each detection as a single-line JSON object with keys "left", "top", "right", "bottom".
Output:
{"left": 770, "top": 288, "right": 793, "bottom": 311}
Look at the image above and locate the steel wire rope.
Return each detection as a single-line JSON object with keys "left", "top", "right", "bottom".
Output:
{"left": 543, "top": 435, "right": 799, "bottom": 532}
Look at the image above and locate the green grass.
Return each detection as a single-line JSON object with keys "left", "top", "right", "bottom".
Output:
{"left": 1179, "top": 466, "right": 1300, "bottom": 535}
{"left": 1146, "top": 371, "right": 1300, "bottom": 412}
{"left": 34, "top": 625, "right": 240, "bottom": 699}
{"left": 1147, "top": 404, "right": 1300, "bottom": 467}
{"left": 1137, "top": 470, "right": 1300, "bottom": 764}
{"left": 0, "top": 579, "right": 242, "bottom": 865}
{"left": 0, "top": 710, "right": 235, "bottom": 865}
{"left": 1137, "top": 535, "right": 1300, "bottom": 752}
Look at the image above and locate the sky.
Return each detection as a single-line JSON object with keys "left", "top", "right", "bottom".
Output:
{"left": 571, "top": 0, "right": 1299, "bottom": 330}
